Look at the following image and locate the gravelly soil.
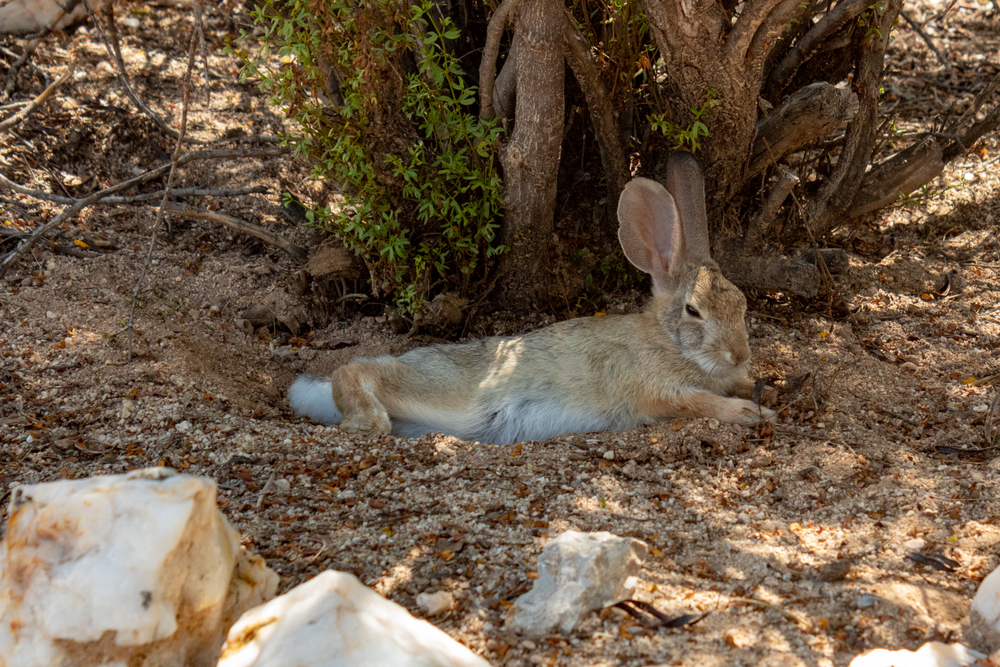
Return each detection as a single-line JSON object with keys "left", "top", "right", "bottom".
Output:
{"left": 1, "top": 2, "right": 998, "bottom": 666}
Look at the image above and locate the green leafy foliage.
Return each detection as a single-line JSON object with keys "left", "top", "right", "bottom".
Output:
{"left": 233, "top": 0, "right": 503, "bottom": 314}
{"left": 648, "top": 89, "right": 718, "bottom": 153}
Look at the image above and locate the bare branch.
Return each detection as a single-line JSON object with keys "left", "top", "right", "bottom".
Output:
{"left": 749, "top": 82, "right": 858, "bottom": 177}
{"left": 1, "top": 0, "right": 72, "bottom": 102}
{"left": 745, "top": 167, "right": 799, "bottom": 250}
{"left": 947, "top": 105, "right": 1000, "bottom": 162}
{"left": 127, "top": 28, "right": 201, "bottom": 360}
{"left": 943, "top": 69, "right": 1000, "bottom": 147}
{"left": 207, "top": 134, "right": 285, "bottom": 145}
{"left": 846, "top": 137, "right": 944, "bottom": 218}
{"left": 158, "top": 202, "right": 308, "bottom": 261}
{"left": 86, "top": 1, "right": 206, "bottom": 144}
{"left": 766, "top": 0, "right": 867, "bottom": 98}
{"left": 899, "top": 10, "right": 952, "bottom": 71}
{"left": 479, "top": 0, "right": 522, "bottom": 121}
{"left": 807, "top": 0, "right": 903, "bottom": 237}
{"left": 562, "top": 10, "right": 628, "bottom": 199}
{"left": 0, "top": 178, "right": 267, "bottom": 205}
{"left": 0, "top": 146, "right": 291, "bottom": 276}
{"left": 744, "top": 0, "right": 808, "bottom": 70}
{"left": 0, "top": 59, "right": 75, "bottom": 133}
{"left": 726, "top": 0, "right": 785, "bottom": 61}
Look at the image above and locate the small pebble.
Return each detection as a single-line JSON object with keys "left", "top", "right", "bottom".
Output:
{"left": 857, "top": 594, "right": 877, "bottom": 609}
{"left": 416, "top": 591, "right": 454, "bottom": 616}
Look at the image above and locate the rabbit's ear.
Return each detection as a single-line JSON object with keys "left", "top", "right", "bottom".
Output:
{"left": 666, "top": 151, "right": 712, "bottom": 264}
{"left": 617, "top": 177, "right": 685, "bottom": 296}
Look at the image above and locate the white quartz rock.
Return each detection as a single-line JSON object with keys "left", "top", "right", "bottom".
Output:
{"left": 966, "top": 564, "right": 1000, "bottom": 658}
{"left": 0, "top": 0, "right": 108, "bottom": 34}
{"left": 506, "top": 530, "right": 647, "bottom": 636}
{"left": 218, "top": 570, "right": 490, "bottom": 667}
{"left": 848, "top": 642, "right": 984, "bottom": 667}
{"left": 0, "top": 467, "right": 278, "bottom": 667}
{"left": 971, "top": 564, "right": 1000, "bottom": 631}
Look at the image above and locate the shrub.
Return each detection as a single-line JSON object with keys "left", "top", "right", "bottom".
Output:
{"left": 235, "top": 0, "right": 504, "bottom": 314}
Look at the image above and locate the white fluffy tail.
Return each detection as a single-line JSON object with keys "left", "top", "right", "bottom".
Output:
{"left": 288, "top": 375, "right": 342, "bottom": 425}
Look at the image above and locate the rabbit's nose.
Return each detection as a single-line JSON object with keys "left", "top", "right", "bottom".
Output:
{"left": 729, "top": 341, "right": 750, "bottom": 366}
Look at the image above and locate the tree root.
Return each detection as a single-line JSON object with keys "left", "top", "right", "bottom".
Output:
{"left": 716, "top": 238, "right": 821, "bottom": 298}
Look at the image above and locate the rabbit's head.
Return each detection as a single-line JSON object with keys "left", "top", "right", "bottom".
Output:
{"left": 617, "top": 152, "right": 751, "bottom": 380}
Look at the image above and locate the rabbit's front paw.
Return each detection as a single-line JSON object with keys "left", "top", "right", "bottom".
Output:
{"left": 340, "top": 409, "right": 391, "bottom": 435}
{"left": 722, "top": 398, "right": 775, "bottom": 425}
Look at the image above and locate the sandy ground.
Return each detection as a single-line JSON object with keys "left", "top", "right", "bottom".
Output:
{"left": 1, "top": 1, "right": 999, "bottom": 665}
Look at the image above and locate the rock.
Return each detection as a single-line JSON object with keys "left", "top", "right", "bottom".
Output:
{"left": 0, "top": 467, "right": 278, "bottom": 667}
{"left": 724, "top": 626, "right": 755, "bottom": 648}
{"left": 241, "top": 289, "right": 308, "bottom": 335}
{"left": 417, "top": 591, "right": 455, "bottom": 616}
{"left": 0, "top": 0, "right": 108, "bottom": 33}
{"left": 848, "top": 642, "right": 984, "bottom": 667}
{"left": 814, "top": 559, "right": 852, "bottom": 582}
{"left": 856, "top": 594, "right": 877, "bottom": 609}
{"left": 306, "top": 244, "right": 361, "bottom": 280}
{"left": 412, "top": 292, "right": 467, "bottom": 334}
{"left": 235, "top": 318, "right": 255, "bottom": 336}
{"left": 966, "top": 564, "right": 1000, "bottom": 658}
{"left": 218, "top": 570, "right": 489, "bottom": 667}
{"left": 506, "top": 530, "right": 647, "bottom": 636}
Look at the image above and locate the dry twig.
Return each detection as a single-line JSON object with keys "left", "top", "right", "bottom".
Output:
{"left": 157, "top": 201, "right": 308, "bottom": 260}
{"left": 0, "top": 179, "right": 267, "bottom": 205}
{"left": 0, "top": 60, "right": 76, "bottom": 133}
{"left": 900, "top": 10, "right": 952, "bottom": 71}
{"left": 87, "top": 1, "right": 206, "bottom": 143}
{"left": 126, "top": 27, "right": 200, "bottom": 360}
{"left": 0, "top": 146, "right": 290, "bottom": 277}
{"left": 1, "top": 0, "right": 73, "bottom": 103}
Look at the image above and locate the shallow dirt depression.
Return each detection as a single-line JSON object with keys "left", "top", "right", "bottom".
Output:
{"left": 1, "top": 0, "right": 1000, "bottom": 665}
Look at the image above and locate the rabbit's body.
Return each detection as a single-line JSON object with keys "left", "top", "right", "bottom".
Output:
{"left": 289, "top": 152, "right": 774, "bottom": 444}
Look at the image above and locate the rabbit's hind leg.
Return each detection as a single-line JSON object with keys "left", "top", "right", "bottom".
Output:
{"left": 333, "top": 359, "right": 395, "bottom": 434}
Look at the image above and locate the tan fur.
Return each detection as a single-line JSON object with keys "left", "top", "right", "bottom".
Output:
{"left": 291, "top": 152, "right": 775, "bottom": 443}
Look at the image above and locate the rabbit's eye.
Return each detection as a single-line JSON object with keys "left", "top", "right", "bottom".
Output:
{"left": 685, "top": 304, "right": 701, "bottom": 318}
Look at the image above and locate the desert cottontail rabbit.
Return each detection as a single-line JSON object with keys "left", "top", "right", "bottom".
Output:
{"left": 289, "top": 152, "right": 775, "bottom": 444}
